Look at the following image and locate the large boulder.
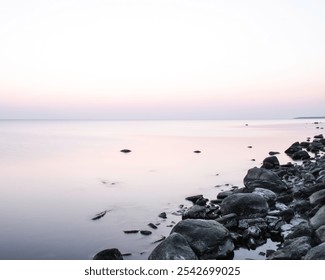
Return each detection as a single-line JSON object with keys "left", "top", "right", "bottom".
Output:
{"left": 310, "top": 205, "right": 325, "bottom": 230}
{"left": 267, "top": 236, "right": 312, "bottom": 260}
{"left": 243, "top": 167, "right": 287, "bottom": 193}
{"left": 170, "top": 219, "right": 234, "bottom": 259}
{"left": 148, "top": 233, "right": 198, "bottom": 260}
{"left": 304, "top": 243, "right": 325, "bottom": 260}
{"left": 220, "top": 193, "right": 268, "bottom": 219}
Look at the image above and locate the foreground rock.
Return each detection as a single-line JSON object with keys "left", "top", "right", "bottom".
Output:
{"left": 170, "top": 219, "right": 234, "bottom": 259}
{"left": 93, "top": 248, "right": 123, "bottom": 260}
{"left": 304, "top": 243, "right": 325, "bottom": 260}
{"left": 310, "top": 205, "right": 325, "bottom": 230}
{"left": 148, "top": 233, "right": 198, "bottom": 260}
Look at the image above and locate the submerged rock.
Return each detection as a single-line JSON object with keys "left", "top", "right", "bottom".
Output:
{"left": 148, "top": 233, "right": 198, "bottom": 260}
{"left": 171, "top": 219, "right": 234, "bottom": 259}
{"left": 220, "top": 193, "right": 268, "bottom": 219}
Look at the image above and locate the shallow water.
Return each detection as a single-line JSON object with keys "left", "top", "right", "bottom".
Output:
{"left": 0, "top": 119, "right": 323, "bottom": 259}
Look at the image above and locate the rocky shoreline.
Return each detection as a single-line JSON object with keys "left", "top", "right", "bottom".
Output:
{"left": 94, "top": 132, "right": 325, "bottom": 260}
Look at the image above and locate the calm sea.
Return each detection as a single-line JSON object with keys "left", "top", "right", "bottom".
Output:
{"left": 0, "top": 119, "right": 322, "bottom": 259}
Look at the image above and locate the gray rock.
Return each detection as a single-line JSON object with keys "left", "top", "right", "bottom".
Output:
{"left": 253, "top": 188, "right": 277, "bottom": 206}
{"left": 267, "top": 236, "right": 312, "bottom": 260}
{"left": 148, "top": 233, "right": 198, "bottom": 260}
{"left": 262, "top": 156, "right": 280, "bottom": 169}
{"left": 243, "top": 167, "right": 287, "bottom": 193}
{"left": 182, "top": 205, "right": 206, "bottom": 219}
{"left": 304, "top": 243, "right": 325, "bottom": 260}
{"left": 171, "top": 219, "right": 234, "bottom": 259}
{"left": 315, "top": 225, "right": 325, "bottom": 243}
{"left": 310, "top": 205, "right": 325, "bottom": 230}
{"left": 93, "top": 248, "right": 123, "bottom": 260}
{"left": 309, "top": 189, "right": 325, "bottom": 206}
{"left": 285, "top": 221, "right": 313, "bottom": 240}
{"left": 220, "top": 193, "right": 268, "bottom": 219}
{"left": 292, "top": 150, "right": 310, "bottom": 160}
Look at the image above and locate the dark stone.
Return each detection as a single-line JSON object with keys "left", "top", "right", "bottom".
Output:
{"left": 182, "top": 205, "right": 206, "bottom": 219}
{"left": 292, "top": 151, "right": 310, "bottom": 160}
{"left": 220, "top": 193, "right": 268, "bottom": 219}
{"left": 158, "top": 212, "right": 167, "bottom": 219}
{"left": 285, "top": 142, "right": 302, "bottom": 156}
{"left": 148, "top": 233, "right": 198, "bottom": 260}
{"left": 314, "top": 134, "right": 324, "bottom": 139}
{"left": 195, "top": 197, "right": 209, "bottom": 206}
{"left": 123, "top": 230, "right": 139, "bottom": 234}
{"left": 243, "top": 167, "right": 287, "bottom": 193}
{"left": 315, "top": 225, "right": 325, "bottom": 243}
{"left": 309, "top": 189, "right": 325, "bottom": 206}
{"left": 276, "top": 194, "right": 293, "bottom": 204}
{"left": 148, "top": 223, "right": 158, "bottom": 229}
{"left": 269, "top": 151, "right": 280, "bottom": 156}
{"left": 278, "top": 209, "right": 295, "bottom": 223}
{"left": 267, "top": 236, "right": 312, "bottom": 260}
{"left": 140, "top": 230, "right": 152, "bottom": 235}
{"left": 185, "top": 195, "right": 203, "bottom": 203}
{"left": 216, "top": 213, "right": 237, "bottom": 224}
{"left": 304, "top": 243, "right": 325, "bottom": 260}
{"left": 262, "top": 156, "right": 280, "bottom": 169}
{"left": 120, "top": 149, "right": 131, "bottom": 153}
{"left": 253, "top": 188, "right": 277, "bottom": 206}
{"left": 193, "top": 150, "right": 201, "bottom": 153}
{"left": 285, "top": 221, "right": 313, "bottom": 240}
{"left": 217, "top": 191, "right": 234, "bottom": 200}
{"left": 310, "top": 205, "right": 325, "bottom": 230}
{"left": 302, "top": 182, "right": 325, "bottom": 196}
{"left": 171, "top": 219, "right": 234, "bottom": 259}
{"left": 93, "top": 248, "right": 123, "bottom": 260}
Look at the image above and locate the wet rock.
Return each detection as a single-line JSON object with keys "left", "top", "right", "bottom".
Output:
{"left": 158, "top": 212, "right": 167, "bottom": 219}
{"left": 262, "top": 156, "right": 280, "bottom": 169}
{"left": 314, "top": 134, "right": 324, "bottom": 139}
{"left": 140, "top": 230, "right": 152, "bottom": 235}
{"left": 185, "top": 195, "right": 203, "bottom": 204}
{"left": 221, "top": 193, "right": 268, "bottom": 219}
{"left": 243, "top": 167, "right": 287, "bottom": 193}
{"left": 310, "top": 205, "right": 325, "bottom": 230}
{"left": 123, "top": 230, "right": 139, "bottom": 234}
{"left": 148, "top": 233, "right": 198, "bottom": 260}
{"left": 285, "top": 221, "right": 313, "bottom": 240}
{"left": 267, "top": 236, "right": 312, "bottom": 260}
{"left": 148, "top": 223, "right": 158, "bottom": 229}
{"left": 182, "top": 205, "right": 206, "bottom": 219}
{"left": 195, "top": 197, "right": 209, "bottom": 206}
{"left": 93, "top": 248, "right": 123, "bottom": 260}
{"left": 309, "top": 189, "right": 325, "bottom": 206}
{"left": 171, "top": 219, "right": 234, "bottom": 259}
{"left": 292, "top": 151, "right": 310, "bottom": 160}
{"left": 269, "top": 151, "right": 280, "bottom": 156}
{"left": 193, "top": 150, "right": 201, "bottom": 153}
{"left": 253, "top": 188, "right": 277, "bottom": 206}
{"left": 285, "top": 142, "right": 302, "bottom": 156}
{"left": 304, "top": 243, "right": 325, "bottom": 260}
{"left": 217, "top": 191, "right": 234, "bottom": 200}
{"left": 315, "top": 225, "right": 325, "bottom": 243}
{"left": 276, "top": 194, "right": 293, "bottom": 204}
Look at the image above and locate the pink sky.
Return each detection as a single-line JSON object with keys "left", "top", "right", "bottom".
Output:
{"left": 1, "top": 0, "right": 325, "bottom": 119}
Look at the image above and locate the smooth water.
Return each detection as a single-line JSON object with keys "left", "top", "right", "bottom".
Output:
{"left": 0, "top": 119, "right": 322, "bottom": 259}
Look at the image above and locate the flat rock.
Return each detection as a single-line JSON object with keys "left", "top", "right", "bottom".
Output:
{"left": 243, "top": 167, "right": 287, "bottom": 193}
{"left": 148, "top": 233, "right": 198, "bottom": 260}
{"left": 93, "top": 248, "right": 123, "bottom": 260}
{"left": 185, "top": 195, "right": 203, "bottom": 203}
{"left": 120, "top": 149, "right": 131, "bottom": 153}
{"left": 171, "top": 219, "right": 234, "bottom": 259}
{"left": 304, "top": 242, "right": 325, "bottom": 260}
{"left": 220, "top": 193, "right": 268, "bottom": 219}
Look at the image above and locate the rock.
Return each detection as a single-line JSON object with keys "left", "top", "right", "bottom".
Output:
{"left": 314, "top": 134, "right": 324, "bottom": 139}
{"left": 158, "top": 212, "right": 167, "bottom": 219}
{"left": 315, "top": 225, "right": 325, "bottom": 243}
{"left": 267, "top": 236, "right": 312, "bottom": 260}
{"left": 216, "top": 213, "right": 237, "bottom": 224}
{"left": 185, "top": 195, "right": 203, "bottom": 203}
{"left": 171, "top": 219, "right": 234, "bottom": 259}
{"left": 309, "top": 189, "right": 325, "bottom": 206}
{"left": 253, "top": 188, "right": 277, "bottom": 206}
{"left": 304, "top": 243, "right": 325, "bottom": 260}
{"left": 120, "top": 149, "right": 131, "bottom": 153}
{"left": 285, "top": 142, "right": 302, "bottom": 156}
{"left": 140, "top": 230, "right": 152, "bottom": 235}
{"left": 93, "top": 248, "right": 123, "bottom": 260}
{"left": 195, "top": 197, "right": 209, "bottom": 206}
{"left": 217, "top": 191, "right": 234, "bottom": 200}
{"left": 123, "top": 230, "right": 139, "bottom": 234}
{"left": 262, "top": 156, "right": 280, "bottom": 169}
{"left": 148, "top": 233, "right": 198, "bottom": 260}
{"left": 292, "top": 151, "right": 310, "bottom": 160}
{"left": 269, "top": 151, "right": 280, "bottom": 156}
{"left": 193, "top": 150, "right": 201, "bottom": 153}
{"left": 148, "top": 223, "right": 158, "bottom": 229}
{"left": 243, "top": 167, "right": 287, "bottom": 193}
{"left": 182, "top": 205, "right": 206, "bottom": 219}
{"left": 285, "top": 221, "right": 313, "bottom": 240}
{"left": 310, "top": 205, "right": 325, "bottom": 230}
{"left": 276, "top": 194, "right": 293, "bottom": 204}
{"left": 220, "top": 193, "right": 268, "bottom": 219}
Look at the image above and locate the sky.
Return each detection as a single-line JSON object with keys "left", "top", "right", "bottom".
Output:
{"left": 0, "top": 0, "right": 324, "bottom": 120}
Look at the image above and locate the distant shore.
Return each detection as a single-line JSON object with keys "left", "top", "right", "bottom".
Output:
{"left": 295, "top": 117, "right": 325, "bottom": 119}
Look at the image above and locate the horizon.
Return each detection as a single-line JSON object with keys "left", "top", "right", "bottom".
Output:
{"left": 1, "top": 0, "right": 325, "bottom": 120}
